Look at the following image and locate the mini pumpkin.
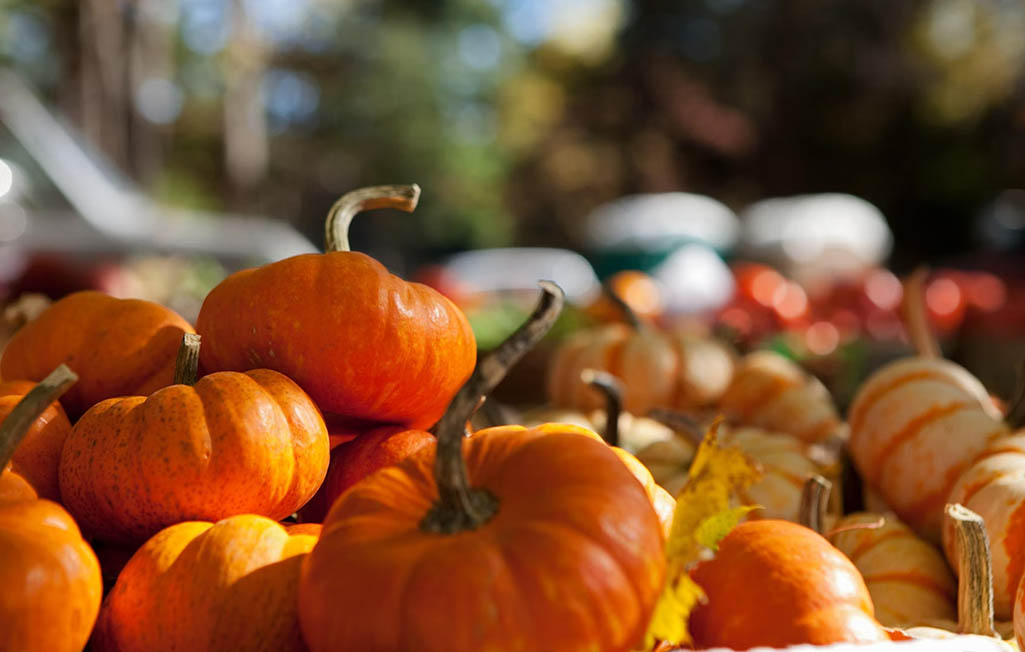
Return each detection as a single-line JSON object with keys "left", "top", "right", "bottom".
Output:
{"left": 718, "top": 349, "right": 842, "bottom": 443}
{"left": 196, "top": 185, "right": 476, "bottom": 431}
{"left": 0, "top": 365, "right": 103, "bottom": 652}
{"left": 0, "top": 379, "right": 71, "bottom": 500}
{"left": 688, "top": 519, "right": 889, "bottom": 648}
{"left": 848, "top": 356, "right": 1007, "bottom": 542}
{"left": 0, "top": 291, "right": 194, "bottom": 418}
{"left": 59, "top": 334, "right": 330, "bottom": 544}
{"left": 547, "top": 286, "right": 734, "bottom": 415}
{"left": 298, "top": 283, "right": 666, "bottom": 652}
{"left": 92, "top": 515, "right": 318, "bottom": 652}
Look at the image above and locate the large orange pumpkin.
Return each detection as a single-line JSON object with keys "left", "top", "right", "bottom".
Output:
{"left": 0, "top": 365, "right": 103, "bottom": 652}
{"left": 59, "top": 335, "right": 330, "bottom": 544}
{"left": 92, "top": 515, "right": 319, "bottom": 652}
{"left": 0, "top": 291, "right": 194, "bottom": 418}
{"left": 848, "top": 356, "right": 1007, "bottom": 542}
{"left": 0, "top": 379, "right": 71, "bottom": 500}
{"left": 689, "top": 519, "right": 889, "bottom": 649}
{"left": 298, "top": 283, "right": 666, "bottom": 652}
{"left": 196, "top": 184, "right": 476, "bottom": 431}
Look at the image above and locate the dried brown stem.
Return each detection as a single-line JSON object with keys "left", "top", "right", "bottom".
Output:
{"left": 798, "top": 475, "right": 832, "bottom": 534}
{"left": 0, "top": 365, "right": 77, "bottom": 470}
{"left": 173, "top": 333, "right": 201, "bottom": 386}
{"left": 900, "top": 267, "right": 940, "bottom": 358}
{"left": 581, "top": 368, "right": 623, "bottom": 447}
{"left": 324, "top": 184, "right": 421, "bottom": 252}
{"left": 946, "top": 503, "right": 998, "bottom": 637}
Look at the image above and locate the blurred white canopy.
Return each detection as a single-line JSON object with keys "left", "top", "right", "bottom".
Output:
{"left": 581, "top": 192, "right": 740, "bottom": 252}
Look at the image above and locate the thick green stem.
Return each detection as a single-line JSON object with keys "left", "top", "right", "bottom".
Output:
{"left": 174, "top": 333, "right": 202, "bottom": 386}
{"left": 324, "top": 184, "right": 421, "bottom": 253}
{"left": 901, "top": 267, "right": 940, "bottom": 359}
{"left": 0, "top": 365, "right": 77, "bottom": 470}
{"left": 421, "top": 281, "right": 565, "bottom": 534}
{"left": 798, "top": 475, "right": 831, "bottom": 535}
{"left": 602, "top": 282, "right": 644, "bottom": 331}
{"left": 581, "top": 369, "right": 623, "bottom": 447}
{"left": 946, "top": 503, "right": 998, "bottom": 637}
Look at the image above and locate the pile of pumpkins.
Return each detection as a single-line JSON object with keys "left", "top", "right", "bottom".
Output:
{"left": 0, "top": 183, "right": 1016, "bottom": 652}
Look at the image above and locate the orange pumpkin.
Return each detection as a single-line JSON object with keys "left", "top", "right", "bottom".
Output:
{"left": 0, "top": 291, "right": 194, "bottom": 418}
{"left": 59, "top": 334, "right": 330, "bottom": 544}
{"left": 849, "top": 356, "right": 1007, "bottom": 542}
{"left": 689, "top": 519, "right": 889, "bottom": 649}
{"left": 196, "top": 185, "right": 476, "bottom": 431}
{"left": 831, "top": 512, "right": 957, "bottom": 628}
{"left": 548, "top": 288, "right": 734, "bottom": 415}
{"left": 718, "top": 350, "right": 841, "bottom": 443}
{"left": 0, "top": 365, "right": 103, "bottom": 652}
{"left": 0, "top": 379, "right": 71, "bottom": 500}
{"left": 298, "top": 283, "right": 666, "bottom": 652}
{"left": 92, "top": 515, "right": 319, "bottom": 652}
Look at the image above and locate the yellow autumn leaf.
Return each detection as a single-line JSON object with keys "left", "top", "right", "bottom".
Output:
{"left": 644, "top": 420, "right": 762, "bottom": 649}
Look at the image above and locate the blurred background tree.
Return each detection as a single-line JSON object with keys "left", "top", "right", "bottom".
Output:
{"left": 2, "top": 0, "right": 1024, "bottom": 272}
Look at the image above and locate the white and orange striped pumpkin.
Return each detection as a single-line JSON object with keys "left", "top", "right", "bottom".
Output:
{"left": 848, "top": 356, "right": 1008, "bottom": 542}
{"left": 944, "top": 434, "right": 1025, "bottom": 620}
{"left": 830, "top": 512, "right": 956, "bottom": 628}
{"left": 636, "top": 425, "right": 826, "bottom": 522}
{"left": 718, "top": 350, "right": 841, "bottom": 444}
{"left": 546, "top": 324, "right": 735, "bottom": 414}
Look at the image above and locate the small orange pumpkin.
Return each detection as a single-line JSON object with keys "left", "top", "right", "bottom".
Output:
{"left": 0, "top": 365, "right": 103, "bottom": 652}
{"left": 0, "top": 379, "right": 71, "bottom": 500}
{"left": 92, "top": 515, "right": 319, "bottom": 652}
{"left": 0, "top": 291, "right": 194, "bottom": 418}
{"left": 688, "top": 519, "right": 889, "bottom": 649}
{"left": 59, "top": 334, "right": 330, "bottom": 544}
{"left": 196, "top": 185, "right": 476, "bottom": 431}
{"left": 298, "top": 283, "right": 666, "bottom": 652}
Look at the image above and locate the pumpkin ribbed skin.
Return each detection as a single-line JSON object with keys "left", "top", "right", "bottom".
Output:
{"left": 298, "top": 426, "right": 665, "bottom": 652}
{"left": 689, "top": 520, "right": 889, "bottom": 649}
{"left": 59, "top": 369, "right": 329, "bottom": 544}
{"left": 93, "top": 515, "right": 317, "bottom": 652}
{"left": 0, "top": 470, "right": 102, "bottom": 652}
{"left": 196, "top": 252, "right": 476, "bottom": 430}
{"left": 637, "top": 426, "right": 824, "bottom": 523}
{"left": 943, "top": 435, "right": 1025, "bottom": 619}
{"left": 831, "top": 512, "right": 956, "bottom": 627}
{"left": 547, "top": 325, "right": 734, "bottom": 414}
{"left": 0, "top": 380, "right": 71, "bottom": 501}
{"left": 848, "top": 357, "right": 1007, "bottom": 542}
{"left": 719, "top": 351, "right": 841, "bottom": 443}
{"left": 0, "top": 291, "right": 194, "bottom": 418}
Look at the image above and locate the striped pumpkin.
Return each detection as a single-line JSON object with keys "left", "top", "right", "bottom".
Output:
{"left": 718, "top": 351, "right": 841, "bottom": 444}
{"left": 831, "top": 512, "right": 956, "bottom": 628}
{"left": 848, "top": 357, "right": 1007, "bottom": 542}
{"left": 943, "top": 434, "right": 1025, "bottom": 620}
{"left": 546, "top": 324, "right": 735, "bottom": 414}
{"left": 636, "top": 425, "right": 825, "bottom": 522}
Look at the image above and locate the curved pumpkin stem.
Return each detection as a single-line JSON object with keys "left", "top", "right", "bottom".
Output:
{"left": 174, "top": 333, "right": 202, "bottom": 386}
{"left": 324, "top": 184, "right": 421, "bottom": 253}
{"left": 581, "top": 368, "right": 623, "bottom": 447}
{"left": 0, "top": 364, "right": 77, "bottom": 469}
{"left": 422, "top": 281, "right": 565, "bottom": 534}
{"left": 601, "top": 282, "right": 645, "bottom": 331}
{"left": 798, "top": 475, "right": 831, "bottom": 535}
{"left": 900, "top": 267, "right": 940, "bottom": 359}
{"left": 647, "top": 408, "right": 704, "bottom": 447}
{"left": 946, "top": 503, "right": 998, "bottom": 637}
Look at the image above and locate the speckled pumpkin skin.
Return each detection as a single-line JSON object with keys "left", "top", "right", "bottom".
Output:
{"left": 92, "top": 515, "right": 317, "bottom": 652}
{"left": 195, "top": 252, "right": 477, "bottom": 430}
{"left": 59, "top": 369, "right": 329, "bottom": 544}
{"left": 0, "top": 291, "right": 194, "bottom": 419}
{"left": 0, "top": 380, "right": 71, "bottom": 501}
